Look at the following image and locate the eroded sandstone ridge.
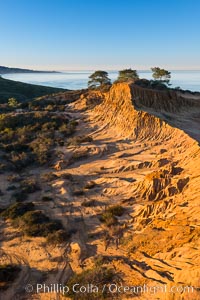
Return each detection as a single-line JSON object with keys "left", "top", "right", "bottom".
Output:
{"left": 1, "top": 82, "right": 200, "bottom": 299}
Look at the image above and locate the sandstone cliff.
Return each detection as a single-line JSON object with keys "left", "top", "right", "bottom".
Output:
{"left": 1, "top": 83, "right": 200, "bottom": 300}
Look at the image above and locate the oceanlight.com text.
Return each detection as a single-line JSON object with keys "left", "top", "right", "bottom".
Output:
{"left": 25, "top": 283, "right": 194, "bottom": 296}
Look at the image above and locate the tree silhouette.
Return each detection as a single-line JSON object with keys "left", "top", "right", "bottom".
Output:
{"left": 88, "top": 71, "right": 111, "bottom": 89}
{"left": 117, "top": 68, "right": 139, "bottom": 82}
{"left": 151, "top": 67, "right": 171, "bottom": 85}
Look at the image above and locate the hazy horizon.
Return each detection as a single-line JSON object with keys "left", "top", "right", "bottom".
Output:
{"left": 2, "top": 66, "right": 200, "bottom": 72}
{"left": 3, "top": 69, "right": 200, "bottom": 92}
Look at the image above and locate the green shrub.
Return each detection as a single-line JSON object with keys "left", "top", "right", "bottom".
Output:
{"left": 22, "top": 222, "right": 61, "bottom": 237}
{"left": 107, "top": 205, "right": 124, "bottom": 216}
{"left": 66, "top": 267, "right": 118, "bottom": 299}
{"left": 47, "top": 229, "right": 70, "bottom": 245}
{"left": 42, "top": 196, "right": 53, "bottom": 202}
{"left": 67, "top": 135, "right": 93, "bottom": 146}
{"left": 1, "top": 202, "right": 34, "bottom": 219}
{"left": 6, "top": 185, "right": 17, "bottom": 191}
{"left": 60, "top": 173, "right": 73, "bottom": 180}
{"left": 20, "top": 178, "right": 40, "bottom": 193}
{"left": 69, "top": 120, "right": 78, "bottom": 127}
{"left": 58, "top": 124, "right": 72, "bottom": 136}
{"left": 134, "top": 78, "right": 169, "bottom": 90}
{"left": 30, "top": 137, "right": 53, "bottom": 164}
{"left": 8, "top": 151, "right": 32, "bottom": 170}
{"left": 100, "top": 205, "right": 124, "bottom": 227}
{"left": 41, "top": 172, "right": 58, "bottom": 182}
{"left": 93, "top": 255, "right": 108, "bottom": 267}
{"left": 7, "top": 174, "right": 22, "bottom": 182}
{"left": 81, "top": 199, "right": 96, "bottom": 207}
{"left": 12, "top": 190, "right": 28, "bottom": 202}
{"left": 0, "top": 163, "right": 7, "bottom": 172}
{"left": 100, "top": 211, "right": 118, "bottom": 227}
{"left": 0, "top": 110, "right": 77, "bottom": 170}
{"left": 15, "top": 210, "right": 63, "bottom": 237}
{"left": 0, "top": 264, "right": 21, "bottom": 290}
{"left": 73, "top": 189, "right": 84, "bottom": 196}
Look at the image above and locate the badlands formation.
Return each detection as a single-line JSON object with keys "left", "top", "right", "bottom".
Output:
{"left": 1, "top": 82, "right": 200, "bottom": 299}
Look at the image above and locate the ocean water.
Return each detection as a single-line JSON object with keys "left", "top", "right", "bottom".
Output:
{"left": 2, "top": 70, "right": 200, "bottom": 92}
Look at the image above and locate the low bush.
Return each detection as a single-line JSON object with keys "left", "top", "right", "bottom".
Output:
{"left": 11, "top": 190, "right": 28, "bottom": 202}
{"left": 67, "top": 135, "right": 93, "bottom": 146}
{"left": 8, "top": 151, "right": 33, "bottom": 170}
{"left": 14, "top": 210, "right": 63, "bottom": 237}
{"left": 135, "top": 79, "right": 169, "bottom": 90}
{"left": 1, "top": 202, "right": 34, "bottom": 220}
{"left": 100, "top": 211, "right": 118, "bottom": 227}
{"left": 58, "top": 123, "right": 76, "bottom": 137}
{"left": 42, "top": 196, "right": 53, "bottom": 202}
{"left": 60, "top": 173, "right": 73, "bottom": 180}
{"left": 20, "top": 178, "right": 40, "bottom": 193}
{"left": 100, "top": 205, "right": 124, "bottom": 227}
{"left": 0, "top": 264, "right": 21, "bottom": 290}
{"left": 6, "top": 185, "right": 17, "bottom": 191}
{"left": 7, "top": 174, "right": 22, "bottom": 182}
{"left": 93, "top": 255, "right": 108, "bottom": 267}
{"left": 73, "top": 189, "right": 84, "bottom": 196}
{"left": 41, "top": 172, "right": 58, "bottom": 182}
{"left": 66, "top": 266, "right": 118, "bottom": 299}
{"left": 30, "top": 136, "right": 54, "bottom": 165}
{"left": 47, "top": 229, "right": 70, "bottom": 245}
{"left": 81, "top": 199, "right": 96, "bottom": 207}
{"left": 0, "top": 163, "right": 7, "bottom": 172}
{"left": 0, "top": 111, "right": 78, "bottom": 169}
{"left": 106, "top": 205, "right": 124, "bottom": 216}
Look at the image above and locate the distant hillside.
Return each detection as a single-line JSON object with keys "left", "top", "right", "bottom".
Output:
{"left": 0, "top": 66, "right": 60, "bottom": 74}
{"left": 0, "top": 76, "right": 66, "bottom": 103}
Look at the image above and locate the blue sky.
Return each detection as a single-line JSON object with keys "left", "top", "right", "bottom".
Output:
{"left": 0, "top": 0, "right": 200, "bottom": 70}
